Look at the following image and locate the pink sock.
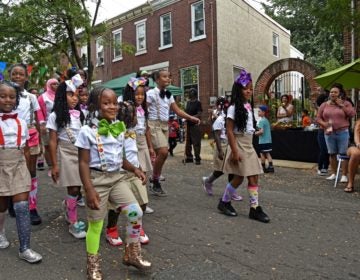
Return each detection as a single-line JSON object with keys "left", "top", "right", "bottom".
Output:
{"left": 66, "top": 195, "right": 78, "bottom": 224}
{"left": 247, "top": 185, "right": 259, "bottom": 208}
{"left": 29, "top": 177, "right": 38, "bottom": 210}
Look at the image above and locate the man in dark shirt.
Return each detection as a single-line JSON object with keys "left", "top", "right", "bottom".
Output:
{"left": 185, "top": 88, "right": 202, "bottom": 164}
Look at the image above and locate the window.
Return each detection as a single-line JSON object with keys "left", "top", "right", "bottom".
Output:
{"left": 80, "top": 45, "right": 88, "bottom": 68}
{"left": 272, "top": 33, "right": 279, "bottom": 57}
{"left": 135, "top": 19, "right": 147, "bottom": 55}
{"left": 180, "top": 66, "right": 199, "bottom": 101}
{"left": 96, "top": 37, "right": 104, "bottom": 66}
{"left": 160, "top": 13, "right": 172, "bottom": 49}
{"left": 112, "top": 28, "right": 123, "bottom": 61}
{"left": 190, "top": 1, "right": 206, "bottom": 41}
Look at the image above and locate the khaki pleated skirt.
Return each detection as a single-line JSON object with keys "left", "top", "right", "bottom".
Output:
{"left": 0, "top": 149, "right": 31, "bottom": 196}
{"left": 213, "top": 142, "right": 228, "bottom": 171}
{"left": 58, "top": 140, "right": 82, "bottom": 187}
{"left": 136, "top": 134, "right": 152, "bottom": 173}
{"left": 222, "top": 133, "right": 263, "bottom": 177}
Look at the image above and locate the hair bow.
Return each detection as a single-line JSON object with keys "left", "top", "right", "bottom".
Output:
{"left": 235, "top": 69, "right": 252, "bottom": 87}
{"left": 65, "top": 74, "right": 83, "bottom": 92}
{"left": 160, "top": 89, "right": 172, "bottom": 99}
{"left": 98, "top": 119, "right": 126, "bottom": 138}
{"left": 128, "top": 77, "right": 146, "bottom": 91}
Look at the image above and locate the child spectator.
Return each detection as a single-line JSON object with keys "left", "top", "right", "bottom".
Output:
{"left": 168, "top": 114, "right": 179, "bottom": 156}
{"left": 301, "top": 109, "right": 311, "bottom": 127}
{"left": 255, "top": 105, "right": 274, "bottom": 173}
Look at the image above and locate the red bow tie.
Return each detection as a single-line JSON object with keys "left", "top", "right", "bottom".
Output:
{"left": 1, "top": 113, "right": 18, "bottom": 121}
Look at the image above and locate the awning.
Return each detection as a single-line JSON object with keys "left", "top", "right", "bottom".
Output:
{"left": 102, "top": 72, "right": 183, "bottom": 96}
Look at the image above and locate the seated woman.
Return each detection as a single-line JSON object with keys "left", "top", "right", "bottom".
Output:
{"left": 344, "top": 119, "right": 360, "bottom": 193}
{"left": 277, "top": 95, "right": 294, "bottom": 123}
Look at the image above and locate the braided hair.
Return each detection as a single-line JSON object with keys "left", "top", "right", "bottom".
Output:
{"left": 117, "top": 101, "right": 136, "bottom": 129}
{"left": 0, "top": 81, "right": 21, "bottom": 110}
{"left": 53, "top": 82, "right": 84, "bottom": 129}
{"left": 230, "top": 82, "right": 249, "bottom": 132}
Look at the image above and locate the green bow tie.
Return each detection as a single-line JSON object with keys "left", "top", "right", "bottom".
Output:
{"left": 98, "top": 119, "right": 126, "bottom": 138}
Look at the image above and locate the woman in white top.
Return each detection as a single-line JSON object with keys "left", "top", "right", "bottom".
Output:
{"left": 277, "top": 94, "right": 294, "bottom": 123}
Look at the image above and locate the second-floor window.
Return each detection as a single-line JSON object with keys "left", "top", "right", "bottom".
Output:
{"left": 160, "top": 13, "right": 172, "bottom": 48}
{"left": 135, "top": 19, "right": 147, "bottom": 54}
{"left": 112, "top": 28, "right": 123, "bottom": 61}
{"left": 81, "top": 45, "right": 88, "bottom": 68}
{"left": 191, "top": 0, "right": 205, "bottom": 41}
{"left": 273, "top": 33, "right": 279, "bottom": 57}
{"left": 96, "top": 37, "right": 104, "bottom": 66}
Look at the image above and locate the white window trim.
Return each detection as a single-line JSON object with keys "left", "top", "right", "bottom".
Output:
{"left": 160, "top": 13, "right": 172, "bottom": 48}
{"left": 96, "top": 36, "right": 104, "bottom": 67}
{"left": 272, "top": 32, "right": 279, "bottom": 57}
{"left": 112, "top": 28, "right": 123, "bottom": 62}
{"left": 158, "top": 44, "right": 173, "bottom": 51}
{"left": 190, "top": 0, "right": 206, "bottom": 42}
{"left": 135, "top": 18, "right": 147, "bottom": 55}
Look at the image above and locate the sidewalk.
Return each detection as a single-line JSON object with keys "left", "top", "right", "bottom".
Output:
{"left": 173, "top": 139, "right": 317, "bottom": 170}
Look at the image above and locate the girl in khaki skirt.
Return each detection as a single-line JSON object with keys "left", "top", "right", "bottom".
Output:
{"left": 218, "top": 70, "right": 270, "bottom": 223}
{"left": 106, "top": 78, "right": 152, "bottom": 246}
{"left": 0, "top": 81, "right": 42, "bottom": 263}
{"left": 47, "top": 75, "right": 87, "bottom": 239}
{"left": 106, "top": 100, "right": 151, "bottom": 247}
{"left": 202, "top": 96, "right": 242, "bottom": 200}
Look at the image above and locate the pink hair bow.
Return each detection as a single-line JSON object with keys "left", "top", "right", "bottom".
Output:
{"left": 128, "top": 77, "right": 146, "bottom": 91}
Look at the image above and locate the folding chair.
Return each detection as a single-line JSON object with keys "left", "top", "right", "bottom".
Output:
{"left": 334, "top": 154, "right": 350, "bottom": 188}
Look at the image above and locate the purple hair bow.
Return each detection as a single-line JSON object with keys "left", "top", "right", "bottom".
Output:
{"left": 128, "top": 77, "right": 146, "bottom": 91}
{"left": 235, "top": 70, "right": 252, "bottom": 87}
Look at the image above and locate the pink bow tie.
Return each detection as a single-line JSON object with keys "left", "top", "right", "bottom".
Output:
{"left": 137, "top": 106, "right": 145, "bottom": 116}
{"left": 69, "top": 109, "right": 80, "bottom": 118}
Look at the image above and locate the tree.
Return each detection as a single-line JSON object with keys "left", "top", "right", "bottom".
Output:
{"left": 262, "top": 0, "right": 360, "bottom": 73}
{"left": 0, "top": 0, "right": 103, "bottom": 86}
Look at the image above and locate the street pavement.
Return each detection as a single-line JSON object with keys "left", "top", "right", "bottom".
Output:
{"left": 1, "top": 142, "right": 360, "bottom": 280}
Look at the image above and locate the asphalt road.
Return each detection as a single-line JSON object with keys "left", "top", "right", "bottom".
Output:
{"left": 1, "top": 148, "right": 360, "bottom": 280}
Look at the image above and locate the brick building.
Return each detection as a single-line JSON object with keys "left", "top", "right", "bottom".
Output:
{"left": 83, "top": 0, "right": 291, "bottom": 128}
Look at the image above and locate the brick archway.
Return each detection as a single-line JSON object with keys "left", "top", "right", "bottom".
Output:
{"left": 254, "top": 58, "right": 320, "bottom": 104}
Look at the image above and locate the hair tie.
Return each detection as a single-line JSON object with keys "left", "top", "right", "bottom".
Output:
{"left": 235, "top": 69, "right": 252, "bottom": 87}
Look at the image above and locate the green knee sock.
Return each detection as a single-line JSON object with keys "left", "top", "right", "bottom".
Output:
{"left": 86, "top": 220, "right": 104, "bottom": 254}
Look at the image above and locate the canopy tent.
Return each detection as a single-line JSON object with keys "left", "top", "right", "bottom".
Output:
{"left": 314, "top": 58, "right": 360, "bottom": 90}
{"left": 102, "top": 72, "right": 183, "bottom": 96}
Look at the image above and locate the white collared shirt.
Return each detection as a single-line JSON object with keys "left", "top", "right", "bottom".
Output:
{"left": 0, "top": 115, "right": 29, "bottom": 148}
{"left": 212, "top": 114, "right": 227, "bottom": 140}
{"left": 14, "top": 90, "right": 40, "bottom": 126}
{"left": 135, "top": 107, "right": 146, "bottom": 135}
{"left": 146, "top": 87, "right": 175, "bottom": 121}
{"left": 75, "top": 120, "right": 125, "bottom": 172}
{"left": 227, "top": 104, "right": 255, "bottom": 135}
{"left": 46, "top": 112, "right": 82, "bottom": 142}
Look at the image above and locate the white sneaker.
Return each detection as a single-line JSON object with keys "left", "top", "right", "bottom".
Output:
{"left": 19, "top": 248, "right": 42, "bottom": 263}
{"left": 326, "top": 174, "right": 336, "bottom": 180}
{"left": 340, "top": 175, "right": 348, "bottom": 183}
{"left": 69, "top": 222, "right": 86, "bottom": 239}
{"left": 144, "top": 206, "right": 154, "bottom": 214}
{"left": 140, "top": 228, "right": 149, "bottom": 244}
{"left": 0, "top": 232, "right": 10, "bottom": 249}
{"left": 317, "top": 170, "right": 322, "bottom": 175}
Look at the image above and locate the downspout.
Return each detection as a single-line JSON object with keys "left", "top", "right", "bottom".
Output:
{"left": 210, "top": 1, "right": 215, "bottom": 98}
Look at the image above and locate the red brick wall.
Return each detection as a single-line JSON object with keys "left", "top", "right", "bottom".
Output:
{"left": 92, "top": 0, "right": 217, "bottom": 135}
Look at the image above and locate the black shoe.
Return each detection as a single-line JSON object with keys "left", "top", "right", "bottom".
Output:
{"left": 37, "top": 161, "right": 45, "bottom": 171}
{"left": 150, "top": 181, "right": 167, "bottom": 197}
{"left": 185, "top": 158, "right": 194, "bottom": 163}
{"left": 30, "top": 209, "right": 42, "bottom": 225}
{"left": 249, "top": 206, "right": 270, "bottom": 223}
{"left": 169, "top": 150, "right": 174, "bottom": 156}
{"left": 195, "top": 161, "right": 201, "bottom": 165}
{"left": 217, "top": 199, "right": 237, "bottom": 216}
{"left": 266, "top": 166, "right": 274, "bottom": 173}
